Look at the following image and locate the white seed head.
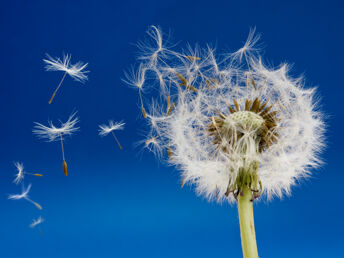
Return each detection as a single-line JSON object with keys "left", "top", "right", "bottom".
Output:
{"left": 128, "top": 27, "right": 325, "bottom": 202}
{"left": 29, "top": 216, "right": 44, "bottom": 228}
{"left": 33, "top": 112, "right": 79, "bottom": 141}
{"left": 13, "top": 162, "right": 25, "bottom": 185}
{"left": 98, "top": 120, "right": 125, "bottom": 136}
{"left": 8, "top": 184, "right": 31, "bottom": 200}
{"left": 43, "top": 53, "right": 89, "bottom": 82}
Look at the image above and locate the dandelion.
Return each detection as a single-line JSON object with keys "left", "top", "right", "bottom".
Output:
{"left": 8, "top": 184, "right": 42, "bottom": 210}
{"left": 29, "top": 216, "right": 44, "bottom": 228}
{"left": 13, "top": 162, "right": 43, "bottom": 185}
{"left": 128, "top": 27, "right": 325, "bottom": 257}
{"left": 43, "top": 54, "right": 89, "bottom": 104}
{"left": 33, "top": 112, "right": 79, "bottom": 176}
{"left": 98, "top": 120, "right": 125, "bottom": 149}
{"left": 123, "top": 64, "right": 147, "bottom": 118}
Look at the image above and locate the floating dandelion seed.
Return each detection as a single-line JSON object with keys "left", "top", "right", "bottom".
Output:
{"left": 33, "top": 112, "right": 79, "bottom": 176}
{"left": 98, "top": 120, "right": 125, "bottom": 149}
{"left": 30, "top": 216, "right": 44, "bottom": 228}
{"left": 13, "top": 162, "right": 43, "bottom": 185}
{"left": 8, "top": 184, "right": 42, "bottom": 210}
{"left": 43, "top": 54, "right": 89, "bottom": 104}
{"left": 128, "top": 26, "right": 325, "bottom": 258}
{"left": 123, "top": 64, "right": 147, "bottom": 118}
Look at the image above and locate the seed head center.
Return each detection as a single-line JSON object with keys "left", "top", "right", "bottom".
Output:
{"left": 224, "top": 111, "right": 264, "bottom": 130}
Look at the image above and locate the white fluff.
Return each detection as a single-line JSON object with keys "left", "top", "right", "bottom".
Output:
{"left": 13, "top": 162, "right": 25, "bottom": 185}
{"left": 8, "top": 184, "right": 42, "bottom": 209}
{"left": 43, "top": 54, "right": 89, "bottom": 82}
{"left": 33, "top": 112, "right": 79, "bottom": 141}
{"left": 98, "top": 120, "right": 125, "bottom": 136}
{"left": 29, "top": 216, "right": 44, "bottom": 228}
{"left": 128, "top": 26, "right": 325, "bottom": 202}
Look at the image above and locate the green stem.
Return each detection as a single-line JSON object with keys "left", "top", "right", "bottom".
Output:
{"left": 238, "top": 185, "right": 259, "bottom": 258}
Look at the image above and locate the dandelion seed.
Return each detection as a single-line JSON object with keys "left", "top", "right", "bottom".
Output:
{"left": 181, "top": 175, "right": 185, "bottom": 188}
{"left": 43, "top": 54, "right": 89, "bottom": 104}
{"left": 123, "top": 64, "right": 147, "bottom": 118}
{"left": 29, "top": 216, "right": 44, "bottom": 228}
{"left": 98, "top": 120, "right": 125, "bottom": 149}
{"left": 33, "top": 112, "right": 79, "bottom": 176}
{"left": 13, "top": 162, "right": 24, "bottom": 184}
{"left": 13, "top": 162, "right": 43, "bottom": 185}
{"left": 144, "top": 136, "right": 163, "bottom": 158}
{"left": 8, "top": 184, "right": 42, "bottom": 210}
{"left": 185, "top": 56, "right": 201, "bottom": 61}
{"left": 167, "top": 147, "right": 173, "bottom": 160}
{"left": 232, "top": 27, "right": 260, "bottom": 63}
{"left": 128, "top": 26, "right": 325, "bottom": 257}
{"left": 166, "top": 103, "right": 175, "bottom": 116}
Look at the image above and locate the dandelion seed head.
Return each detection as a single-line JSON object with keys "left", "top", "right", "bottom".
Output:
{"left": 98, "top": 120, "right": 125, "bottom": 136}
{"left": 13, "top": 162, "right": 25, "bottom": 185}
{"left": 128, "top": 27, "right": 325, "bottom": 202}
{"left": 8, "top": 184, "right": 31, "bottom": 200}
{"left": 30, "top": 216, "right": 44, "bottom": 228}
{"left": 123, "top": 64, "right": 147, "bottom": 90}
{"left": 33, "top": 112, "right": 79, "bottom": 141}
{"left": 43, "top": 54, "right": 89, "bottom": 82}
{"left": 231, "top": 27, "right": 261, "bottom": 63}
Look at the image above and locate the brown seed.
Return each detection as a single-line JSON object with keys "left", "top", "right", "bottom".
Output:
{"left": 176, "top": 73, "right": 187, "bottom": 85}
{"left": 228, "top": 105, "right": 236, "bottom": 113}
{"left": 142, "top": 106, "right": 147, "bottom": 118}
{"left": 260, "top": 105, "right": 272, "bottom": 116}
{"left": 34, "top": 174, "right": 43, "bottom": 177}
{"left": 168, "top": 147, "right": 173, "bottom": 160}
{"left": 216, "top": 110, "right": 226, "bottom": 119}
{"left": 206, "top": 78, "right": 219, "bottom": 88}
{"left": 250, "top": 98, "right": 260, "bottom": 112}
{"left": 187, "top": 85, "right": 198, "bottom": 92}
{"left": 245, "top": 99, "right": 252, "bottom": 111}
{"left": 258, "top": 101, "right": 268, "bottom": 112}
{"left": 251, "top": 78, "right": 257, "bottom": 90}
{"left": 181, "top": 175, "right": 185, "bottom": 188}
{"left": 166, "top": 103, "right": 175, "bottom": 116}
{"left": 34, "top": 202, "right": 42, "bottom": 210}
{"left": 167, "top": 95, "right": 171, "bottom": 108}
{"left": 233, "top": 99, "right": 240, "bottom": 111}
{"left": 185, "top": 56, "right": 201, "bottom": 61}
{"left": 63, "top": 160, "right": 68, "bottom": 176}
{"left": 48, "top": 92, "right": 56, "bottom": 105}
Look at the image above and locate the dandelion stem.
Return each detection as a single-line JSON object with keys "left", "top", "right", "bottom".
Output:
{"left": 237, "top": 185, "right": 259, "bottom": 258}
{"left": 111, "top": 131, "right": 122, "bottom": 149}
{"left": 60, "top": 134, "right": 65, "bottom": 161}
{"left": 49, "top": 72, "right": 67, "bottom": 104}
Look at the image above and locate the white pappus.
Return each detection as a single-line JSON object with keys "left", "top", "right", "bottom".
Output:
{"left": 98, "top": 120, "right": 125, "bottom": 149}
{"left": 43, "top": 53, "right": 89, "bottom": 104}
{"left": 33, "top": 112, "right": 79, "bottom": 176}
{"left": 13, "top": 162, "right": 43, "bottom": 185}
{"left": 8, "top": 184, "right": 42, "bottom": 210}
{"left": 127, "top": 26, "right": 325, "bottom": 203}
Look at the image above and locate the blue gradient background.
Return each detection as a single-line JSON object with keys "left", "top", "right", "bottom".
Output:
{"left": 0, "top": 0, "right": 343, "bottom": 257}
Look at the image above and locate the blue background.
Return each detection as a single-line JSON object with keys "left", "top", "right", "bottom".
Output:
{"left": 0, "top": 0, "right": 343, "bottom": 257}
